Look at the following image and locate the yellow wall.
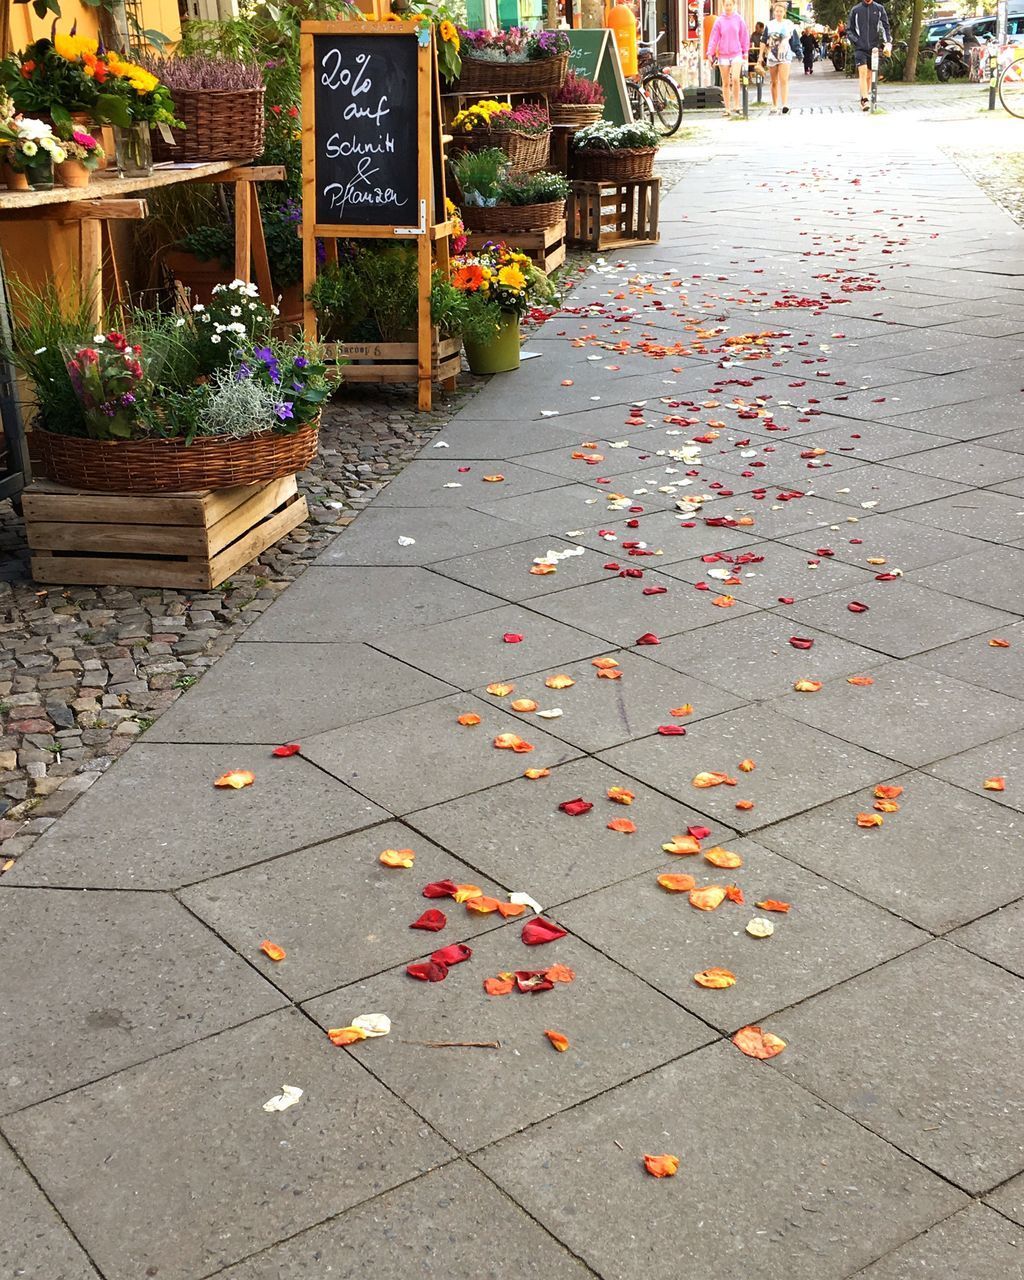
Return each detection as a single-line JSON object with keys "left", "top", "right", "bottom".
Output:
{"left": 2, "top": 0, "right": 184, "bottom": 309}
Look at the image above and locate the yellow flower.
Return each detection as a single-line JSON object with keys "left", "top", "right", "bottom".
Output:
{"left": 55, "top": 34, "right": 98, "bottom": 61}
{"left": 498, "top": 265, "right": 526, "bottom": 290}
{"left": 439, "top": 19, "right": 459, "bottom": 49}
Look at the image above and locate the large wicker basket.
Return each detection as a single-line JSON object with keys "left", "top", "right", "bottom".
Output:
{"left": 460, "top": 198, "right": 566, "bottom": 234}
{"left": 573, "top": 147, "right": 656, "bottom": 181}
{"left": 449, "top": 127, "right": 550, "bottom": 174}
{"left": 453, "top": 52, "right": 568, "bottom": 95}
{"left": 549, "top": 103, "right": 604, "bottom": 128}
{"left": 33, "top": 420, "right": 318, "bottom": 493}
{"left": 151, "top": 87, "right": 265, "bottom": 164}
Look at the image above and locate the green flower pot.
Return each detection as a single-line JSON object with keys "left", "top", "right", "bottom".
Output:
{"left": 464, "top": 310, "right": 521, "bottom": 375}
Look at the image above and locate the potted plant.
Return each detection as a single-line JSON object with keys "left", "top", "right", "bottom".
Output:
{"left": 572, "top": 119, "right": 659, "bottom": 181}
{"left": 450, "top": 243, "right": 555, "bottom": 375}
{"left": 550, "top": 72, "right": 605, "bottom": 128}
{"left": 54, "top": 127, "right": 105, "bottom": 188}
{"left": 449, "top": 146, "right": 507, "bottom": 208}
{"left": 454, "top": 28, "right": 570, "bottom": 94}
{"left": 144, "top": 55, "right": 265, "bottom": 164}
{"left": 13, "top": 280, "right": 327, "bottom": 492}
{"left": 450, "top": 100, "right": 551, "bottom": 173}
{"left": 0, "top": 115, "right": 68, "bottom": 191}
{"left": 453, "top": 151, "right": 569, "bottom": 234}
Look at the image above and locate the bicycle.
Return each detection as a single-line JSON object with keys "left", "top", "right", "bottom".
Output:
{"left": 997, "top": 56, "right": 1024, "bottom": 116}
{"left": 628, "top": 33, "right": 684, "bottom": 136}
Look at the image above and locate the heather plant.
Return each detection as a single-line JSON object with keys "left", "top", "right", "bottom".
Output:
{"left": 552, "top": 72, "right": 605, "bottom": 105}
{"left": 138, "top": 54, "right": 264, "bottom": 91}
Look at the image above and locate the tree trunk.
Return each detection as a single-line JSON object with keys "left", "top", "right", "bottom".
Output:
{"left": 904, "top": 0, "right": 923, "bottom": 80}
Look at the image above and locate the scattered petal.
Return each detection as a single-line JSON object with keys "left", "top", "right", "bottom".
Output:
{"left": 692, "top": 771, "right": 737, "bottom": 788}
{"left": 607, "top": 817, "right": 637, "bottom": 834}
{"left": 657, "top": 725, "right": 687, "bottom": 736}
{"left": 430, "top": 944, "right": 472, "bottom": 966}
{"left": 464, "top": 895, "right": 502, "bottom": 914}
{"left": 559, "top": 797, "right": 593, "bottom": 817}
{"left": 738, "top": 759, "right": 756, "bottom": 773}
{"left": 689, "top": 885, "right": 727, "bottom": 911}
{"left": 856, "top": 812, "right": 884, "bottom": 828}
{"left": 379, "top": 848, "right": 415, "bottom": 868}
{"left": 643, "top": 1154, "right": 679, "bottom": 1178}
{"left": 735, "top": 799, "right": 755, "bottom": 811}
{"left": 670, "top": 704, "right": 694, "bottom": 717}
{"left": 397, "top": 536, "right": 416, "bottom": 546}
{"left": 607, "top": 786, "right": 635, "bottom": 804}
{"left": 272, "top": 743, "right": 300, "bottom": 757}
{"left": 658, "top": 872, "right": 697, "bottom": 892}
{"left": 260, "top": 940, "right": 286, "bottom": 962}
{"left": 406, "top": 960, "right": 448, "bottom": 982}
{"left": 545, "top": 1029, "right": 570, "bottom": 1052}
{"left": 511, "top": 891, "right": 544, "bottom": 914}
{"left": 523, "top": 768, "right": 551, "bottom": 780}
{"left": 662, "top": 835, "right": 701, "bottom": 855}
{"left": 522, "top": 917, "right": 568, "bottom": 945}
{"left": 351, "top": 1013, "right": 391, "bottom": 1037}
{"left": 990, "top": 638, "right": 1011, "bottom": 648}
{"left": 511, "top": 699, "right": 539, "bottom": 712}
{"left": 545, "top": 962, "right": 576, "bottom": 983}
{"left": 503, "top": 633, "right": 524, "bottom": 644}
{"left": 546, "top": 674, "right": 576, "bottom": 689}
{"left": 985, "top": 776, "right": 1006, "bottom": 791}
{"left": 486, "top": 682, "right": 515, "bottom": 697}
{"left": 874, "top": 785, "right": 903, "bottom": 800}
{"left": 694, "top": 967, "right": 736, "bottom": 989}
{"left": 484, "top": 975, "right": 515, "bottom": 996}
{"left": 327, "top": 1026, "right": 367, "bottom": 1046}
{"left": 410, "top": 909, "right": 447, "bottom": 931}
{"left": 592, "top": 656, "right": 620, "bottom": 670}
{"left": 214, "top": 770, "right": 255, "bottom": 789}
{"left": 457, "top": 713, "right": 482, "bottom": 726}
{"left": 755, "top": 899, "right": 791, "bottom": 913}
{"left": 847, "top": 675, "right": 875, "bottom": 686}
{"left": 596, "top": 667, "right": 623, "bottom": 680}
{"left": 788, "top": 637, "right": 814, "bottom": 650}
{"left": 422, "top": 879, "right": 459, "bottom": 898}
{"left": 483, "top": 474, "right": 505, "bottom": 483}
{"left": 516, "top": 969, "right": 555, "bottom": 993}
{"left": 537, "top": 708, "right": 563, "bottom": 719}
{"left": 263, "top": 1084, "right": 303, "bottom": 1111}
{"left": 732, "top": 1025, "right": 786, "bottom": 1059}
{"left": 793, "top": 679, "right": 823, "bottom": 693}
{"left": 704, "top": 846, "right": 743, "bottom": 869}
{"left": 746, "top": 917, "right": 775, "bottom": 938}
{"left": 494, "top": 733, "right": 534, "bottom": 752}
{"left": 453, "top": 884, "right": 483, "bottom": 903}
{"left": 636, "top": 632, "right": 661, "bottom": 645}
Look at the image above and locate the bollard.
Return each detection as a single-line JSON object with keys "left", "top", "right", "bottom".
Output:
{"left": 870, "top": 46, "right": 879, "bottom": 110}
{"left": 756, "top": 72, "right": 763, "bottom": 104}
{"left": 989, "top": 50, "right": 999, "bottom": 110}
{"left": 741, "top": 71, "right": 749, "bottom": 118}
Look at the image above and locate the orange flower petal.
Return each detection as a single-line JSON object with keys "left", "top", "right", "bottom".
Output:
{"left": 453, "top": 884, "right": 483, "bottom": 903}
{"left": 989, "top": 638, "right": 1011, "bottom": 648}
{"left": 607, "top": 786, "right": 635, "bottom": 805}
{"left": 755, "top": 899, "right": 791, "bottom": 913}
{"left": 530, "top": 563, "right": 558, "bottom": 576}
{"left": 592, "top": 657, "right": 620, "bottom": 670}
{"left": 482, "top": 474, "right": 505, "bottom": 482}
{"left": 214, "top": 769, "right": 254, "bottom": 789}
{"left": 689, "top": 885, "right": 727, "bottom": 911}
{"left": 738, "top": 759, "right": 755, "bottom": 773}
{"left": 607, "top": 817, "right": 637, "bottom": 834}
{"left": 735, "top": 799, "right": 755, "bottom": 811}
{"left": 985, "top": 776, "right": 1006, "bottom": 791}
{"left": 596, "top": 667, "right": 623, "bottom": 680}
{"left": 465, "top": 895, "right": 502, "bottom": 914}
{"left": 523, "top": 767, "right": 551, "bottom": 779}
{"left": 662, "top": 835, "right": 701, "bottom": 855}
{"left": 670, "top": 703, "right": 694, "bottom": 716}
{"left": 260, "top": 939, "right": 286, "bottom": 961}
{"left": 484, "top": 975, "right": 515, "bottom": 996}
{"left": 545, "top": 962, "right": 577, "bottom": 983}
{"left": 692, "top": 771, "right": 737, "bottom": 788}
{"left": 873, "top": 784, "right": 903, "bottom": 799}
{"left": 496, "top": 900, "right": 527, "bottom": 918}
{"left": 712, "top": 594, "right": 736, "bottom": 608}
{"left": 457, "top": 713, "right": 482, "bottom": 726}
{"left": 486, "top": 682, "right": 515, "bottom": 697}
{"left": 545, "top": 674, "right": 576, "bottom": 689}
{"left": 694, "top": 967, "right": 736, "bottom": 989}
{"left": 847, "top": 675, "right": 875, "bottom": 686}
{"left": 327, "top": 1025, "right": 367, "bottom": 1046}
{"left": 511, "top": 699, "right": 539, "bottom": 712}
{"left": 494, "top": 733, "right": 534, "bottom": 752}
{"left": 856, "top": 812, "right": 884, "bottom": 828}
{"left": 793, "top": 679, "right": 822, "bottom": 693}
{"left": 704, "top": 846, "right": 743, "bottom": 869}
{"left": 732, "top": 1025, "right": 786, "bottom": 1059}
{"left": 379, "top": 848, "right": 415, "bottom": 868}
{"left": 643, "top": 1154, "right": 679, "bottom": 1178}
{"left": 724, "top": 884, "right": 745, "bottom": 904}
{"left": 657, "top": 872, "right": 697, "bottom": 892}
{"left": 874, "top": 799, "right": 900, "bottom": 813}
{"left": 544, "top": 1029, "right": 570, "bottom": 1052}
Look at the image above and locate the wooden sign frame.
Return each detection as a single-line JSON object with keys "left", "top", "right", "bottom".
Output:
{"left": 301, "top": 21, "right": 451, "bottom": 410}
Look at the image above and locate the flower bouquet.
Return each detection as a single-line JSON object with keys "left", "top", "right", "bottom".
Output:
{"left": 453, "top": 28, "right": 569, "bottom": 94}
{"left": 0, "top": 115, "right": 67, "bottom": 190}
{"left": 54, "top": 128, "right": 104, "bottom": 187}
{"left": 450, "top": 242, "right": 556, "bottom": 373}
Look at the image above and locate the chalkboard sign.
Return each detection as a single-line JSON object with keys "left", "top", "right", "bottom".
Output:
{"left": 566, "top": 30, "right": 633, "bottom": 126}
{"left": 311, "top": 30, "right": 420, "bottom": 226}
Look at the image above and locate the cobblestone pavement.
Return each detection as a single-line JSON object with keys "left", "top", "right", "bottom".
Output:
{"left": 2, "top": 75, "right": 1024, "bottom": 1280}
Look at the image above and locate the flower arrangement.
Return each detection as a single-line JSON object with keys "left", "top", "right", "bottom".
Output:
{"left": 459, "top": 28, "right": 570, "bottom": 63}
{"left": 499, "top": 171, "right": 569, "bottom": 206}
{"left": 0, "top": 115, "right": 67, "bottom": 173}
{"left": 491, "top": 103, "right": 550, "bottom": 136}
{"left": 573, "top": 120, "right": 660, "bottom": 149}
{"left": 58, "top": 128, "right": 104, "bottom": 170}
{"left": 445, "top": 198, "right": 467, "bottom": 254}
{"left": 553, "top": 71, "right": 605, "bottom": 104}
{"left": 450, "top": 99, "right": 512, "bottom": 132}
{"left": 451, "top": 242, "right": 556, "bottom": 343}
{"left": 64, "top": 332, "right": 147, "bottom": 440}
{"left": 385, "top": 3, "right": 462, "bottom": 82}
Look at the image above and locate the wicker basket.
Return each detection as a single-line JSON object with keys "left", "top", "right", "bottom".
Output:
{"left": 573, "top": 147, "right": 656, "bottom": 181}
{"left": 33, "top": 420, "right": 318, "bottom": 494}
{"left": 453, "top": 52, "right": 568, "bottom": 96}
{"left": 460, "top": 198, "right": 566, "bottom": 234}
{"left": 449, "top": 127, "right": 550, "bottom": 174}
{"left": 549, "top": 103, "right": 604, "bottom": 128}
{"left": 151, "top": 87, "right": 265, "bottom": 164}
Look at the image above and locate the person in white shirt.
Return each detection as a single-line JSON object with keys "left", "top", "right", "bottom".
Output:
{"left": 764, "top": 1, "right": 798, "bottom": 114}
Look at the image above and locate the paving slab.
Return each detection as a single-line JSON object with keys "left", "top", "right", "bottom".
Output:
{"left": 313, "top": 505, "right": 534, "bottom": 566}
{"left": 0, "top": 888, "right": 284, "bottom": 1113}
{"left": 986, "top": 1174, "right": 1024, "bottom": 1229}
{"left": 0, "top": 1136, "right": 99, "bottom": 1280}
{"left": 427, "top": 536, "right": 618, "bottom": 601}
{"left": 949, "top": 899, "right": 1024, "bottom": 980}
{"left": 559, "top": 836, "right": 923, "bottom": 1032}
{"left": 854, "top": 1204, "right": 1024, "bottom": 1280}
{"left": 525, "top": 570, "right": 760, "bottom": 648}
{"left": 408, "top": 755, "right": 738, "bottom": 906}
{"left": 428, "top": 418, "right": 591, "bottom": 461}
{"left": 146, "top": 642, "right": 453, "bottom": 744}
{"left": 371, "top": 460, "right": 568, "bottom": 507}
{"left": 1, "top": 1009, "right": 452, "bottom": 1280}
{"left": 768, "top": 942, "right": 1024, "bottom": 1194}
{"left": 925, "top": 729, "right": 1024, "bottom": 815}
{"left": 240, "top": 566, "right": 502, "bottom": 642}
{"left": 772, "top": 658, "right": 1024, "bottom": 767}
{"left": 976, "top": 427, "right": 1024, "bottom": 455}
{"left": 994, "top": 476, "right": 1024, "bottom": 497}
{"left": 513, "top": 443, "right": 671, "bottom": 481}
{"left": 474, "top": 1040, "right": 964, "bottom": 1280}
{"left": 798, "top": 463, "right": 972, "bottom": 514}
{"left": 776, "top": 580, "right": 1016, "bottom": 659}
{"left": 643, "top": 610, "right": 880, "bottom": 699}
{"left": 702, "top": 494, "right": 867, "bottom": 540}
{"left": 754, "top": 420, "right": 951, "bottom": 464}
{"left": 301, "top": 694, "right": 581, "bottom": 813}
{"left": 304, "top": 931, "right": 714, "bottom": 1151}
{"left": 2, "top": 744, "right": 385, "bottom": 890}
{"left": 214, "top": 1161, "right": 592, "bottom": 1280}
{"left": 599, "top": 704, "right": 893, "bottom": 834}
{"left": 758, "top": 769, "right": 1024, "bottom": 933}
{"left": 179, "top": 821, "right": 509, "bottom": 1003}
{"left": 468, "top": 649, "right": 745, "bottom": 754}
{"left": 562, "top": 507, "right": 761, "bottom": 563}
{"left": 908, "top": 546, "right": 1024, "bottom": 615}
{"left": 886, "top": 441, "right": 1024, "bottom": 487}
{"left": 781, "top": 511, "right": 991, "bottom": 570}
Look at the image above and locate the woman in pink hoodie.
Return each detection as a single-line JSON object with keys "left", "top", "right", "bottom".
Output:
{"left": 706, "top": 0, "right": 750, "bottom": 117}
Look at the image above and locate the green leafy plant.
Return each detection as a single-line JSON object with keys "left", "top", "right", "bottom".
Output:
{"left": 499, "top": 170, "right": 569, "bottom": 205}
{"left": 450, "top": 146, "right": 508, "bottom": 202}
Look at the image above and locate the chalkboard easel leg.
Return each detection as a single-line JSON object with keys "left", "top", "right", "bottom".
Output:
{"left": 417, "top": 233, "right": 432, "bottom": 412}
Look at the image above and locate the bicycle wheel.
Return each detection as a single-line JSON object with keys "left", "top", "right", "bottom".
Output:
{"left": 627, "top": 79, "right": 651, "bottom": 126}
{"left": 646, "top": 72, "right": 683, "bottom": 135}
{"left": 999, "top": 59, "right": 1024, "bottom": 117}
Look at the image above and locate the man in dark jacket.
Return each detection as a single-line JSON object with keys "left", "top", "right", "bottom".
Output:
{"left": 801, "top": 27, "right": 818, "bottom": 73}
{"left": 847, "top": 0, "right": 892, "bottom": 109}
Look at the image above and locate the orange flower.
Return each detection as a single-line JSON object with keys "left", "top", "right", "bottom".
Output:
{"left": 453, "top": 263, "right": 486, "bottom": 291}
{"left": 643, "top": 1154, "right": 679, "bottom": 1178}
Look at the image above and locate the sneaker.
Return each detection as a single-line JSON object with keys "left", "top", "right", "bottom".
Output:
{"left": 782, "top": 106, "right": 790, "bottom": 114}
{"left": 861, "top": 98, "right": 870, "bottom": 112}
{"left": 769, "top": 107, "right": 778, "bottom": 115}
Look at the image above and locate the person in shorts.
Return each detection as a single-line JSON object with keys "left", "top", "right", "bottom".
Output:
{"left": 847, "top": 0, "right": 892, "bottom": 110}
{"left": 706, "top": 0, "right": 751, "bottom": 117}
{"left": 765, "top": 1, "right": 799, "bottom": 114}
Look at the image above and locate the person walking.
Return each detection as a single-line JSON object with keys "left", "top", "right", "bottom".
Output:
{"left": 706, "top": 0, "right": 750, "bottom": 118}
{"left": 765, "top": 1, "right": 799, "bottom": 114}
{"left": 847, "top": 0, "right": 892, "bottom": 111}
{"left": 801, "top": 26, "right": 818, "bottom": 74}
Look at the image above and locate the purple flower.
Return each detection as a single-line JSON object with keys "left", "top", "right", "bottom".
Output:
{"left": 119, "top": 392, "right": 136, "bottom": 406}
{"left": 291, "top": 380, "right": 305, "bottom": 393}
{"left": 274, "top": 402, "right": 294, "bottom": 421}
{"left": 253, "top": 346, "right": 282, "bottom": 384}
{"left": 294, "top": 356, "right": 309, "bottom": 369}
{"left": 235, "top": 362, "right": 253, "bottom": 380}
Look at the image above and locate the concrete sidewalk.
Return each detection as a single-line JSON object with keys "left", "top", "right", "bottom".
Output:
{"left": 2, "top": 103, "right": 1024, "bottom": 1280}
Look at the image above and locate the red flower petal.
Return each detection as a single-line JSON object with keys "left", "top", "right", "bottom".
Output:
{"left": 657, "top": 725, "right": 687, "bottom": 736}
{"left": 789, "top": 637, "right": 814, "bottom": 650}
{"left": 522, "top": 917, "right": 568, "bottom": 945}
{"left": 642, "top": 585, "right": 668, "bottom": 595}
{"left": 406, "top": 960, "right": 449, "bottom": 982}
{"left": 847, "top": 601, "right": 869, "bottom": 613}
{"left": 422, "top": 879, "right": 459, "bottom": 899}
{"left": 516, "top": 970, "right": 555, "bottom": 993}
{"left": 558, "top": 797, "right": 593, "bottom": 817}
{"left": 778, "top": 596, "right": 795, "bottom": 604}
{"left": 410, "top": 909, "right": 447, "bottom": 931}
{"left": 430, "top": 943, "right": 473, "bottom": 966}
{"left": 688, "top": 825, "right": 712, "bottom": 840}
{"left": 503, "top": 633, "right": 524, "bottom": 644}
{"left": 636, "top": 632, "right": 661, "bottom": 645}
{"left": 272, "top": 743, "right": 301, "bottom": 757}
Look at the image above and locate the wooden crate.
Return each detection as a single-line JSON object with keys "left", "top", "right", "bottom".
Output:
{"left": 24, "top": 475, "right": 308, "bottom": 590}
{"left": 463, "top": 220, "right": 567, "bottom": 274}
{"left": 567, "top": 178, "right": 661, "bottom": 252}
{"left": 323, "top": 331, "right": 461, "bottom": 387}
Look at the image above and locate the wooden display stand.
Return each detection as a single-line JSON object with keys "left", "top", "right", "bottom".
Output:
{"left": 463, "top": 224, "right": 567, "bottom": 273}
{"left": 324, "top": 330, "right": 462, "bottom": 385}
{"left": 24, "top": 476, "right": 307, "bottom": 589}
{"left": 567, "top": 177, "right": 661, "bottom": 250}
{"left": 301, "top": 23, "right": 454, "bottom": 411}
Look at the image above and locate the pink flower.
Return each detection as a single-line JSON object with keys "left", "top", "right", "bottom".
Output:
{"left": 72, "top": 131, "right": 97, "bottom": 149}
{"left": 80, "top": 348, "right": 99, "bottom": 363}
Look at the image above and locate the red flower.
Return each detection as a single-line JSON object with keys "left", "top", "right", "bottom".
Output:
{"left": 271, "top": 104, "right": 282, "bottom": 115}
{"left": 21, "top": 60, "right": 36, "bottom": 76}
{"left": 288, "top": 105, "right": 299, "bottom": 117}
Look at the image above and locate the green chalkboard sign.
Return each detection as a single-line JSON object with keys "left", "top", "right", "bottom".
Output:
{"left": 565, "top": 29, "right": 633, "bottom": 125}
